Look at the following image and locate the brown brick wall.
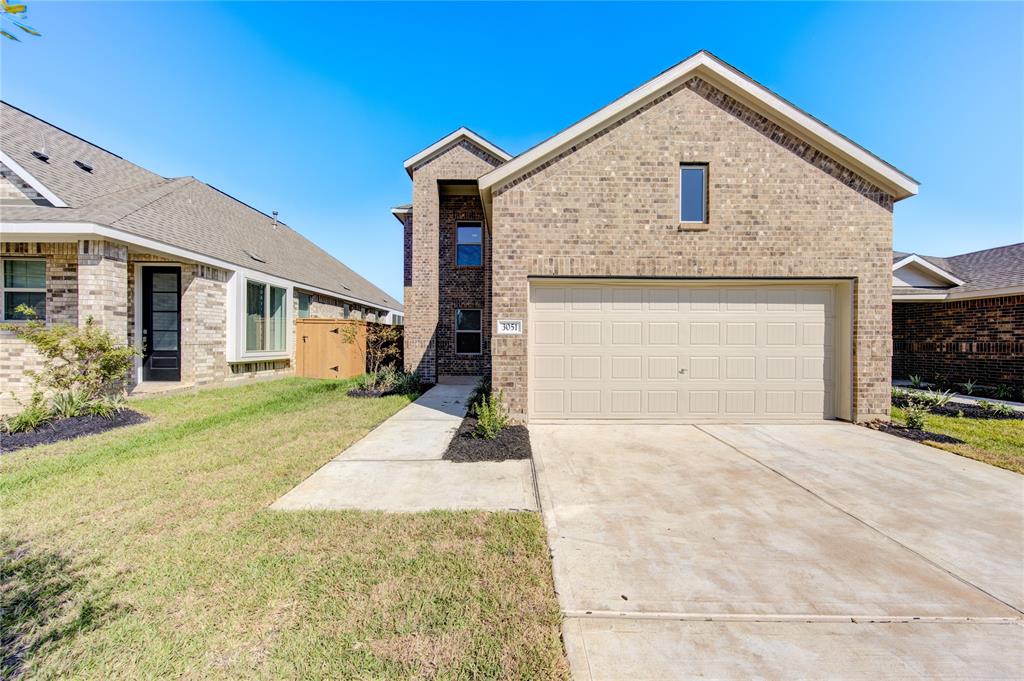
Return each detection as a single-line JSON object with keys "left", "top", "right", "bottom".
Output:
{"left": 437, "top": 193, "right": 490, "bottom": 377}
{"left": 490, "top": 79, "right": 894, "bottom": 422}
{"left": 405, "top": 142, "right": 504, "bottom": 382}
{"left": 893, "top": 295, "right": 1024, "bottom": 387}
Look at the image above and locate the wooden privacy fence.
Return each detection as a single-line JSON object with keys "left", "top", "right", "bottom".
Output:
{"left": 294, "top": 319, "right": 367, "bottom": 380}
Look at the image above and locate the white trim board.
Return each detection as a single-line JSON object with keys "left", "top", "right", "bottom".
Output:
{"left": 0, "top": 150, "right": 69, "bottom": 207}
{"left": 0, "top": 221, "right": 402, "bottom": 317}
{"left": 403, "top": 127, "right": 511, "bottom": 177}
{"left": 477, "top": 51, "right": 919, "bottom": 202}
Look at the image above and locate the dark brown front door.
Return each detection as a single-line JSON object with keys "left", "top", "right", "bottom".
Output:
{"left": 142, "top": 267, "right": 181, "bottom": 382}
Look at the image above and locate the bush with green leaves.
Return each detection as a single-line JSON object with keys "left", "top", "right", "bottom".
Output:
{"left": 903, "top": 405, "right": 927, "bottom": 430}
{"left": 993, "top": 384, "right": 1014, "bottom": 401}
{"left": 473, "top": 390, "right": 509, "bottom": 440}
{"left": 1, "top": 308, "right": 136, "bottom": 433}
{"left": 908, "top": 375, "right": 925, "bottom": 389}
{"left": 351, "top": 366, "right": 419, "bottom": 396}
{"left": 960, "top": 379, "right": 977, "bottom": 395}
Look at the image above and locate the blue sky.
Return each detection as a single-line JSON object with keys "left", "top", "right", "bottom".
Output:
{"left": 2, "top": 2, "right": 1021, "bottom": 302}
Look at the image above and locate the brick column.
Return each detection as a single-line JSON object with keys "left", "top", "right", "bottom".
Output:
{"left": 77, "top": 239, "right": 128, "bottom": 343}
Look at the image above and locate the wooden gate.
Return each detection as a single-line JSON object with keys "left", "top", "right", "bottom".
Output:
{"left": 294, "top": 319, "right": 366, "bottom": 380}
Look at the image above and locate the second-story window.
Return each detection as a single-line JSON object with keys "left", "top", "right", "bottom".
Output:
{"left": 680, "top": 164, "right": 708, "bottom": 223}
{"left": 456, "top": 222, "right": 483, "bottom": 267}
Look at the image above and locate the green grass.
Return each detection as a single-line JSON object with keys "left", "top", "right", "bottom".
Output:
{"left": 1, "top": 378, "right": 567, "bottom": 679}
{"left": 892, "top": 406, "right": 1024, "bottom": 474}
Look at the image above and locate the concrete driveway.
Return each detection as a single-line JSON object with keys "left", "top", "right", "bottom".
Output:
{"left": 531, "top": 423, "right": 1024, "bottom": 679}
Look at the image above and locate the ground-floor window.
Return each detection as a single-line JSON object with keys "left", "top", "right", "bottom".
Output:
{"left": 2, "top": 258, "right": 46, "bottom": 320}
{"left": 297, "top": 292, "right": 311, "bottom": 318}
{"left": 246, "top": 280, "right": 286, "bottom": 352}
{"left": 455, "top": 308, "right": 482, "bottom": 354}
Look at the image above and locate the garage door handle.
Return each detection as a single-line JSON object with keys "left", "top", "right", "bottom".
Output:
{"left": 678, "top": 368, "right": 687, "bottom": 374}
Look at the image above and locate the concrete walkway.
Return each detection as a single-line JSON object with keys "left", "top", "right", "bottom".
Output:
{"left": 532, "top": 422, "right": 1024, "bottom": 680}
{"left": 271, "top": 383, "right": 537, "bottom": 512}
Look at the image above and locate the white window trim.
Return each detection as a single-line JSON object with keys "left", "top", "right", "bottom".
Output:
{"left": 679, "top": 164, "right": 708, "bottom": 224}
{"left": 244, "top": 278, "right": 288, "bottom": 355}
{"left": 455, "top": 308, "right": 483, "bottom": 356}
{"left": 1, "top": 257, "right": 47, "bottom": 321}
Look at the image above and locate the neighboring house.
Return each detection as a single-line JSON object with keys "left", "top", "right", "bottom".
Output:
{"left": 892, "top": 244, "right": 1023, "bottom": 387}
{"left": 0, "top": 101, "right": 402, "bottom": 414}
{"left": 393, "top": 50, "right": 919, "bottom": 424}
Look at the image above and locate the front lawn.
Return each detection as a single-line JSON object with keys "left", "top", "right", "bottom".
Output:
{"left": 892, "top": 406, "right": 1024, "bottom": 474}
{"left": 1, "top": 378, "right": 567, "bottom": 679}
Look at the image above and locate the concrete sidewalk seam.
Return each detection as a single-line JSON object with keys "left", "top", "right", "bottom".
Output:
{"left": 695, "top": 425, "right": 1024, "bottom": 617}
{"left": 564, "top": 610, "right": 1022, "bottom": 624}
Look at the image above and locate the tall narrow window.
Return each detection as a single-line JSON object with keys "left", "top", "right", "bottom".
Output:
{"left": 680, "top": 164, "right": 707, "bottom": 223}
{"left": 455, "top": 309, "right": 482, "bottom": 354}
{"left": 2, "top": 259, "right": 46, "bottom": 320}
{"left": 245, "top": 280, "right": 286, "bottom": 352}
{"left": 456, "top": 222, "right": 483, "bottom": 267}
{"left": 297, "top": 292, "right": 311, "bottom": 318}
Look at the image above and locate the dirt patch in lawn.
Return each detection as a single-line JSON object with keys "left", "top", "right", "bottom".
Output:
{"left": 444, "top": 415, "right": 532, "bottom": 463}
{"left": 1, "top": 410, "right": 148, "bottom": 454}
{"left": 866, "top": 421, "right": 965, "bottom": 446}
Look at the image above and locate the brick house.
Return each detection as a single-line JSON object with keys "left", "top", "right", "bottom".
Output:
{"left": 892, "top": 244, "right": 1023, "bottom": 388}
{"left": 0, "top": 102, "right": 401, "bottom": 414}
{"left": 394, "top": 51, "right": 920, "bottom": 423}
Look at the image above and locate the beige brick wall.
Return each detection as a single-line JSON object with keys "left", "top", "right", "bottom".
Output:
{"left": 405, "top": 142, "right": 505, "bottom": 382}
{"left": 0, "top": 243, "right": 78, "bottom": 414}
{"left": 77, "top": 239, "right": 129, "bottom": 343}
{"left": 490, "top": 79, "right": 894, "bottom": 423}
{"left": 0, "top": 162, "right": 47, "bottom": 205}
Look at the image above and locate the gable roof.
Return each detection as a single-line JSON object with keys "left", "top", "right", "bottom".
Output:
{"left": 892, "top": 243, "right": 1024, "bottom": 299}
{"left": 0, "top": 101, "right": 401, "bottom": 312}
{"left": 477, "top": 50, "right": 920, "bottom": 203}
{"left": 403, "top": 127, "right": 511, "bottom": 177}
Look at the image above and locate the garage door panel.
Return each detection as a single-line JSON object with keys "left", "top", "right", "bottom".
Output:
{"left": 529, "top": 282, "right": 838, "bottom": 422}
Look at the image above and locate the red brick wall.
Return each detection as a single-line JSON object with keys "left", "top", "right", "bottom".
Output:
{"left": 437, "top": 193, "right": 490, "bottom": 377}
{"left": 892, "top": 295, "right": 1024, "bottom": 386}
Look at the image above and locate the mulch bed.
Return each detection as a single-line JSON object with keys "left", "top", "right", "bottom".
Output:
{"left": 1, "top": 409, "right": 149, "bottom": 454}
{"left": 347, "top": 383, "right": 433, "bottom": 399}
{"left": 893, "top": 397, "right": 1023, "bottom": 421}
{"left": 444, "top": 414, "right": 532, "bottom": 463}
{"left": 866, "top": 421, "right": 965, "bottom": 445}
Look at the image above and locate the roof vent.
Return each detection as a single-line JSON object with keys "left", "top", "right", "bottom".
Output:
{"left": 74, "top": 160, "right": 93, "bottom": 173}
{"left": 272, "top": 210, "right": 278, "bottom": 228}
{"left": 243, "top": 248, "right": 266, "bottom": 263}
{"left": 31, "top": 150, "right": 49, "bottom": 162}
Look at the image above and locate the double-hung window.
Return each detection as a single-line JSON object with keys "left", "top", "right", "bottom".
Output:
{"left": 680, "top": 164, "right": 708, "bottom": 224}
{"left": 2, "top": 259, "right": 46, "bottom": 320}
{"left": 245, "top": 280, "right": 287, "bottom": 352}
{"left": 455, "top": 309, "right": 482, "bottom": 354}
{"left": 456, "top": 222, "right": 483, "bottom": 267}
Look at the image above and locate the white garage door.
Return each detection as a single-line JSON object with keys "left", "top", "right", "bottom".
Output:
{"left": 528, "top": 281, "right": 839, "bottom": 422}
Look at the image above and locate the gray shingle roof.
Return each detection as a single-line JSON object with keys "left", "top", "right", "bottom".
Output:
{"left": 1, "top": 101, "right": 401, "bottom": 312}
{"left": 893, "top": 243, "right": 1024, "bottom": 295}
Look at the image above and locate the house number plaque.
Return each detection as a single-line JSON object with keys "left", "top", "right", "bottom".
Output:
{"left": 496, "top": 319, "right": 523, "bottom": 335}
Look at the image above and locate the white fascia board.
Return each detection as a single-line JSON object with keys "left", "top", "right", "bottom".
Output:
{"left": 1, "top": 221, "right": 400, "bottom": 314}
{"left": 0, "top": 150, "right": 69, "bottom": 207}
{"left": 390, "top": 207, "right": 411, "bottom": 225}
{"left": 892, "top": 254, "right": 966, "bottom": 286}
{"left": 403, "top": 127, "right": 512, "bottom": 176}
{"left": 478, "top": 52, "right": 919, "bottom": 201}
{"left": 892, "top": 292, "right": 949, "bottom": 301}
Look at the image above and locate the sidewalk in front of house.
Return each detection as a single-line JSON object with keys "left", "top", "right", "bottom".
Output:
{"left": 271, "top": 382, "right": 537, "bottom": 512}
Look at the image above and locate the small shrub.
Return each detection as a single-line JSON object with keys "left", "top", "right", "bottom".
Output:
{"left": 903, "top": 405, "right": 927, "bottom": 430}
{"left": 350, "top": 367, "right": 419, "bottom": 396}
{"left": 993, "top": 384, "right": 1014, "bottom": 401}
{"left": 50, "top": 387, "right": 93, "bottom": 419}
{"left": 88, "top": 393, "right": 127, "bottom": 418}
{"left": 1, "top": 395, "right": 50, "bottom": 434}
{"left": 474, "top": 391, "right": 509, "bottom": 440}
{"left": 960, "top": 379, "right": 976, "bottom": 395}
{"left": 908, "top": 375, "right": 925, "bottom": 389}
{"left": 468, "top": 377, "right": 492, "bottom": 417}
